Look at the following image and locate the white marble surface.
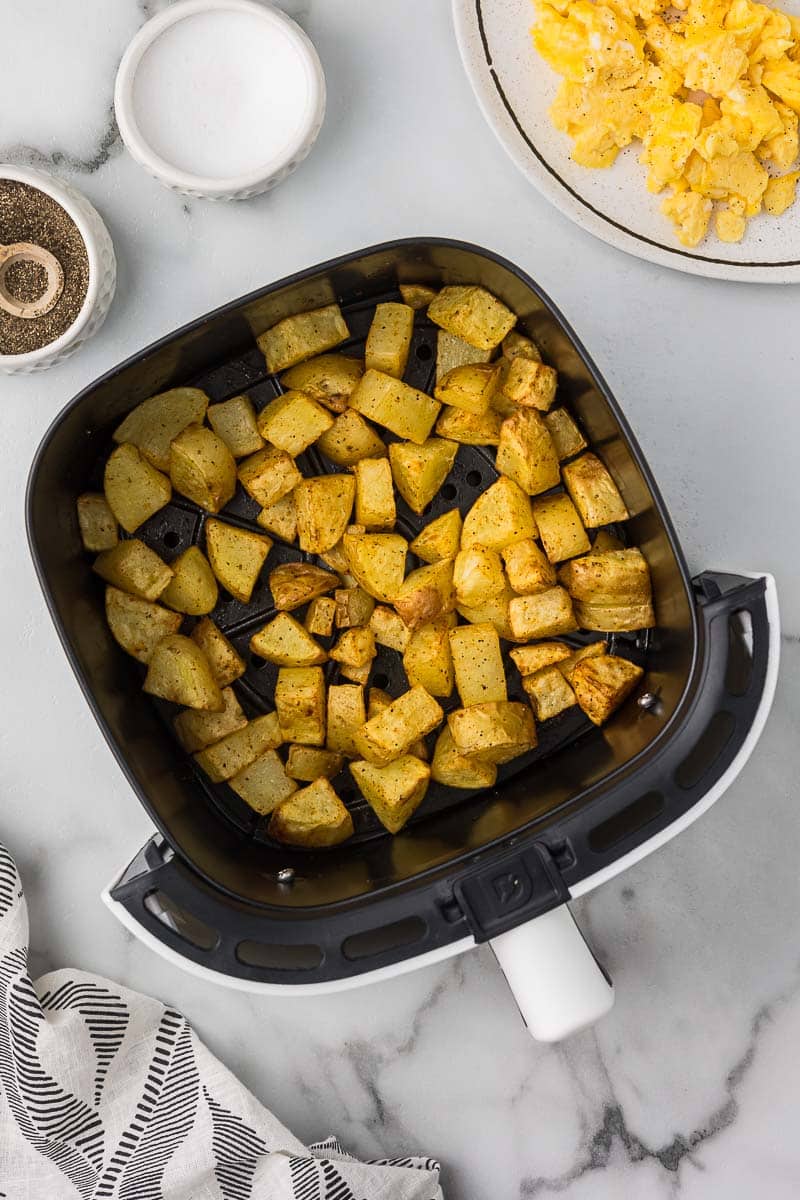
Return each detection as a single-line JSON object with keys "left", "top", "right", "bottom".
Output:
{"left": 1, "top": 1, "right": 799, "bottom": 1196}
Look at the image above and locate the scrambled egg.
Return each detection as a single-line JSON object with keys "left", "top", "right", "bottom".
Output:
{"left": 532, "top": 0, "right": 800, "bottom": 245}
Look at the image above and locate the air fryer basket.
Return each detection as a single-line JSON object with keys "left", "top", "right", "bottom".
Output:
{"left": 27, "top": 240, "right": 774, "bottom": 989}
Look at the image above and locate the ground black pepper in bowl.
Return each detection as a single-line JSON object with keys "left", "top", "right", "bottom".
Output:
{"left": 0, "top": 180, "right": 90, "bottom": 356}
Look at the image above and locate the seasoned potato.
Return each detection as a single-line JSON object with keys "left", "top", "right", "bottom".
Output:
{"left": 502, "top": 330, "right": 541, "bottom": 362}
{"left": 230, "top": 749, "right": 297, "bottom": 815}
{"left": 544, "top": 408, "right": 587, "bottom": 461}
{"left": 144, "top": 635, "right": 224, "bottom": 711}
{"left": 191, "top": 617, "right": 245, "bottom": 686}
{"left": 105, "top": 587, "right": 182, "bottom": 663}
{"left": 571, "top": 655, "right": 644, "bottom": 725}
{"left": 326, "top": 683, "right": 367, "bottom": 757}
{"left": 269, "top": 562, "right": 338, "bottom": 611}
{"left": 286, "top": 744, "right": 345, "bottom": 782}
{"left": 93, "top": 539, "right": 173, "bottom": 601}
{"left": 562, "top": 453, "right": 629, "bottom": 527}
{"left": 428, "top": 286, "right": 516, "bottom": 351}
{"left": 77, "top": 492, "right": 118, "bottom": 552}
{"left": 174, "top": 686, "right": 246, "bottom": 750}
{"left": 431, "top": 725, "right": 498, "bottom": 789}
{"left": 295, "top": 475, "right": 355, "bottom": 554}
{"left": 450, "top": 622, "right": 507, "bottom": 706}
{"left": 496, "top": 409, "right": 560, "bottom": 496}
{"left": 104, "top": 443, "right": 172, "bottom": 534}
{"left": 275, "top": 666, "right": 326, "bottom": 745}
{"left": 501, "top": 358, "right": 557, "bottom": 411}
{"left": 205, "top": 519, "right": 272, "bottom": 603}
{"left": 339, "top": 661, "right": 372, "bottom": 685}
{"left": 561, "top": 549, "right": 655, "bottom": 631}
{"left": 113, "top": 387, "right": 209, "bottom": 472}
{"left": 435, "top": 329, "right": 493, "bottom": 383}
{"left": 320, "top": 539, "right": 351, "bottom": 575}
{"left": 334, "top": 586, "right": 375, "bottom": 629}
{"left": 350, "top": 756, "right": 430, "bottom": 834}
{"left": 388, "top": 438, "right": 458, "bottom": 515}
{"left": 435, "top": 405, "right": 503, "bottom": 445}
{"left": 508, "top": 587, "right": 578, "bottom": 640}
{"left": 456, "top": 586, "right": 518, "bottom": 641}
{"left": 448, "top": 700, "right": 536, "bottom": 765}
{"left": 489, "top": 361, "right": 516, "bottom": 417}
{"left": 574, "top": 600, "right": 656, "bottom": 632}
{"left": 343, "top": 530, "right": 408, "bottom": 603}
{"left": 354, "top": 457, "right": 396, "bottom": 529}
{"left": 194, "top": 713, "right": 283, "bottom": 781}
{"left": 434, "top": 363, "right": 501, "bottom": 414}
{"left": 256, "top": 390, "right": 334, "bottom": 456}
{"left": 330, "top": 626, "right": 376, "bottom": 669}
{"left": 238, "top": 446, "right": 302, "bottom": 508}
{"left": 409, "top": 509, "right": 462, "bottom": 564}
{"left": 365, "top": 302, "right": 414, "bottom": 378}
{"left": 355, "top": 685, "right": 443, "bottom": 766}
{"left": 350, "top": 370, "right": 441, "bottom": 445}
{"left": 280, "top": 354, "right": 364, "bottom": 413}
{"left": 461, "top": 476, "right": 536, "bottom": 551}
{"left": 557, "top": 641, "right": 607, "bottom": 683}
{"left": 268, "top": 778, "right": 353, "bottom": 846}
{"left": 403, "top": 617, "right": 455, "bottom": 697}
{"left": 305, "top": 595, "right": 337, "bottom": 637}
{"left": 453, "top": 546, "right": 506, "bottom": 607}
{"left": 502, "top": 538, "right": 556, "bottom": 594}
{"left": 161, "top": 546, "right": 218, "bottom": 615}
{"left": 522, "top": 667, "right": 577, "bottom": 721}
{"left": 592, "top": 529, "right": 625, "bottom": 553}
{"left": 250, "top": 613, "right": 327, "bottom": 666}
{"left": 367, "top": 688, "right": 429, "bottom": 761}
{"left": 399, "top": 283, "right": 438, "bottom": 309}
{"left": 317, "top": 409, "right": 386, "bottom": 466}
{"left": 207, "top": 395, "right": 263, "bottom": 458}
{"left": 369, "top": 604, "right": 411, "bottom": 652}
{"left": 169, "top": 425, "right": 236, "bottom": 513}
{"left": 532, "top": 494, "right": 591, "bottom": 563}
{"left": 394, "top": 559, "right": 455, "bottom": 630}
{"left": 256, "top": 493, "right": 297, "bottom": 543}
{"left": 510, "top": 641, "right": 572, "bottom": 675}
{"left": 258, "top": 303, "right": 350, "bottom": 373}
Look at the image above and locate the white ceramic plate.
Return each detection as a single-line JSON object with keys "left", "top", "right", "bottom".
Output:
{"left": 452, "top": 0, "right": 800, "bottom": 282}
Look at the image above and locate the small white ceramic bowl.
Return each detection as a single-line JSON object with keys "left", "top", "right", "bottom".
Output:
{"left": 0, "top": 165, "right": 116, "bottom": 376}
{"left": 114, "top": 0, "right": 326, "bottom": 200}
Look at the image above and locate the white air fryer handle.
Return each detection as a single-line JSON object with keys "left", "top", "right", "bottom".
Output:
{"left": 491, "top": 905, "right": 614, "bottom": 1042}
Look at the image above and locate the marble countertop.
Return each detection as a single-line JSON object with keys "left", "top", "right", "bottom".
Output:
{"left": 3, "top": 1, "right": 799, "bottom": 1196}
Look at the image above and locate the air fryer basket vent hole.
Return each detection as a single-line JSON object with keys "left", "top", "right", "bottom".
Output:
{"left": 162, "top": 530, "right": 181, "bottom": 549}
{"left": 587, "top": 792, "right": 664, "bottom": 854}
{"left": 143, "top": 890, "right": 219, "bottom": 951}
{"left": 725, "top": 610, "right": 754, "bottom": 697}
{"left": 373, "top": 672, "right": 389, "bottom": 689}
{"left": 675, "top": 711, "right": 736, "bottom": 791}
{"left": 466, "top": 470, "right": 482, "bottom": 487}
{"left": 342, "top": 916, "right": 427, "bottom": 962}
{"left": 415, "top": 342, "right": 433, "bottom": 362}
{"left": 441, "top": 483, "right": 457, "bottom": 500}
{"left": 235, "top": 940, "right": 323, "bottom": 971}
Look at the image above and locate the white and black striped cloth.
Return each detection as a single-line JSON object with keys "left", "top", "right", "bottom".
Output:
{"left": 0, "top": 846, "right": 442, "bottom": 1199}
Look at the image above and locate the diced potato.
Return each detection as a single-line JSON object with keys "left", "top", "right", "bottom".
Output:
{"left": 334, "top": 586, "right": 375, "bottom": 628}
{"left": 113, "top": 388, "right": 209, "bottom": 472}
{"left": 317, "top": 409, "right": 386, "bottom": 466}
{"left": 522, "top": 667, "right": 577, "bottom": 721}
{"left": 453, "top": 546, "right": 506, "bottom": 607}
{"left": 104, "top": 443, "right": 172, "bottom": 534}
{"left": 320, "top": 539, "right": 351, "bottom": 575}
{"left": 354, "top": 457, "right": 396, "bottom": 529}
{"left": 450, "top": 623, "right": 507, "bottom": 706}
{"left": 268, "top": 778, "right": 353, "bottom": 846}
{"left": 194, "top": 713, "right": 283, "bottom": 782}
{"left": 238, "top": 446, "right": 302, "bottom": 508}
{"left": 394, "top": 559, "right": 455, "bottom": 630}
{"left": 275, "top": 666, "right": 326, "bottom": 745}
{"left": 510, "top": 642, "right": 572, "bottom": 675}
{"left": 93, "top": 539, "right": 173, "bottom": 601}
{"left": 191, "top": 617, "right": 245, "bottom": 686}
{"left": 544, "top": 408, "right": 587, "bottom": 461}
{"left": 256, "top": 390, "right": 334, "bottom": 456}
{"left": 389, "top": 438, "right": 458, "bottom": 515}
{"left": 489, "top": 361, "right": 516, "bottom": 416}
{"left": 448, "top": 701, "right": 536, "bottom": 765}
{"left": 456, "top": 586, "right": 517, "bottom": 641}
{"left": 295, "top": 475, "right": 355, "bottom": 554}
{"left": 286, "top": 744, "right": 345, "bottom": 782}
{"left": 161, "top": 546, "right": 218, "bottom": 615}
{"left": 502, "top": 330, "right": 541, "bottom": 362}
{"left": 434, "top": 363, "right": 501, "bottom": 414}
{"left": 399, "top": 283, "right": 438, "bottom": 309}
{"left": 355, "top": 686, "right": 443, "bottom": 767}
{"left": 435, "top": 329, "right": 493, "bottom": 383}
{"left": 574, "top": 600, "right": 655, "bottom": 632}
{"left": 571, "top": 655, "right": 644, "bottom": 725}
{"left": 365, "top": 302, "right": 414, "bottom": 378}
{"left": 369, "top": 605, "right": 411, "bottom": 652}
{"left": 250, "top": 613, "right": 327, "bottom": 666}
{"left": 562, "top": 453, "right": 629, "bottom": 527}
{"left": 169, "top": 425, "right": 236, "bottom": 514}
{"left": 174, "top": 686, "right": 246, "bottom": 750}
{"left": 330, "top": 627, "right": 376, "bottom": 669}
{"left": 496, "top": 409, "right": 560, "bottom": 496}
{"left": 350, "top": 756, "right": 430, "bottom": 834}
{"left": 257, "top": 493, "right": 297, "bottom": 543}
{"left": 280, "top": 354, "right": 364, "bottom": 413}
{"left": 368, "top": 689, "right": 428, "bottom": 759}
{"left": 350, "top": 370, "right": 440, "bottom": 445}
{"left": 556, "top": 641, "right": 607, "bottom": 683}
{"left": 207, "top": 395, "right": 263, "bottom": 458}
{"left": 269, "top": 562, "right": 338, "bottom": 611}
{"left": 343, "top": 530, "right": 408, "bottom": 603}
{"left": 403, "top": 617, "right": 455, "bottom": 697}
{"left": 508, "top": 587, "right": 578, "bottom": 640}
{"left": 326, "top": 683, "right": 366, "bottom": 757}
{"left": 409, "top": 509, "right": 462, "bottom": 563}
{"left": 428, "top": 286, "right": 516, "bottom": 351}
{"left": 205, "top": 519, "right": 272, "bottom": 603}
{"left": 105, "top": 586, "right": 182, "bottom": 663}
{"left": 77, "top": 492, "right": 118, "bottom": 552}
{"left": 501, "top": 358, "right": 558, "bottom": 411}
{"left": 305, "top": 595, "right": 336, "bottom": 637}
{"left": 435, "top": 406, "right": 503, "bottom": 445}
{"left": 431, "top": 725, "right": 498, "bottom": 789}
{"left": 144, "top": 635, "right": 224, "bottom": 711}
{"left": 340, "top": 661, "right": 371, "bottom": 685}
{"left": 461, "top": 476, "right": 536, "bottom": 551}
{"left": 258, "top": 304, "right": 350, "bottom": 373}
{"left": 230, "top": 749, "right": 297, "bottom": 815}
{"left": 592, "top": 529, "right": 625, "bottom": 553}
{"left": 561, "top": 548, "right": 655, "bottom": 630}
{"left": 502, "top": 538, "right": 556, "bottom": 594}
{"left": 532, "top": 494, "right": 591, "bottom": 563}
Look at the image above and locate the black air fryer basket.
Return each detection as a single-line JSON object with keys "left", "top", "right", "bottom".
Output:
{"left": 27, "top": 240, "right": 777, "bottom": 1030}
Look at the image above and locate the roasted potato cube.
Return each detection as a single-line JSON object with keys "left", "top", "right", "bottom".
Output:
{"left": 435, "top": 330, "right": 493, "bottom": 383}
{"left": 286, "top": 744, "right": 345, "bottom": 782}
{"left": 409, "top": 509, "right": 462, "bottom": 564}
{"left": 257, "top": 493, "right": 297, "bottom": 543}
{"left": 522, "top": 667, "right": 577, "bottom": 721}
{"left": 326, "top": 683, "right": 366, "bottom": 757}
{"left": 275, "top": 666, "right": 326, "bottom": 745}
{"left": 238, "top": 445, "right": 302, "bottom": 508}
{"left": 320, "top": 539, "right": 351, "bottom": 575}
{"left": 205, "top": 519, "right": 272, "bottom": 603}
{"left": 428, "top": 286, "right": 516, "bottom": 351}
{"left": 258, "top": 304, "right": 349, "bottom": 373}
{"left": 105, "top": 587, "right": 182, "bottom": 663}
{"left": 268, "top": 777, "right": 353, "bottom": 846}
{"left": 431, "top": 725, "right": 498, "bottom": 789}
{"left": 461, "top": 476, "right": 536, "bottom": 551}
{"left": 508, "top": 587, "right": 578, "bottom": 640}
{"left": 350, "top": 756, "right": 430, "bottom": 834}
{"left": 365, "top": 302, "right": 414, "bottom": 378}
{"left": 562, "top": 548, "right": 655, "bottom": 631}
{"left": 104, "top": 443, "right": 172, "bottom": 534}
{"left": 453, "top": 546, "right": 507, "bottom": 607}
{"left": 317, "top": 409, "right": 386, "bottom": 466}
{"left": 169, "top": 425, "right": 236, "bottom": 513}
{"left": 367, "top": 688, "right": 428, "bottom": 759}
{"left": 330, "top": 626, "right": 376, "bottom": 669}
{"left": 502, "top": 538, "right": 556, "bottom": 594}
{"left": 280, "top": 354, "right": 363, "bottom": 413}
{"left": 510, "top": 642, "right": 572, "bottom": 675}
{"left": 334, "top": 586, "right": 375, "bottom": 629}
{"left": 450, "top": 623, "right": 507, "bottom": 707}
{"left": 394, "top": 559, "right": 455, "bottom": 631}
{"left": 194, "top": 713, "right": 283, "bottom": 782}
{"left": 496, "top": 409, "right": 560, "bottom": 496}
{"left": 562, "top": 453, "right": 629, "bottom": 527}
{"left": 230, "top": 749, "right": 297, "bottom": 815}
{"left": 571, "top": 655, "right": 644, "bottom": 725}
{"left": 93, "top": 539, "right": 173, "bottom": 601}
{"left": 399, "top": 283, "right": 438, "bottom": 309}
{"left": 592, "top": 529, "right": 625, "bottom": 553}
{"left": 389, "top": 438, "right": 458, "bottom": 515}
{"left": 269, "top": 562, "right": 338, "bottom": 612}
{"left": 556, "top": 641, "right": 607, "bottom": 682}
{"left": 113, "top": 387, "right": 209, "bottom": 472}
{"left": 343, "top": 530, "right": 408, "bottom": 603}
{"left": 350, "top": 370, "right": 441, "bottom": 445}
{"left": 250, "top": 613, "right": 327, "bottom": 666}
{"left": 501, "top": 358, "right": 557, "bottom": 411}
{"left": 502, "top": 330, "right": 541, "bottom": 362}
{"left": 532, "top": 494, "right": 591, "bottom": 563}
{"left": 448, "top": 701, "right": 536, "bottom": 765}
{"left": 295, "top": 474, "right": 355, "bottom": 554}
{"left": 174, "top": 686, "right": 246, "bottom": 750}
{"left": 435, "top": 405, "right": 503, "bottom": 445}
{"left": 161, "top": 546, "right": 218, "bottom": 615}
{"left": 191, "top": 617, "right": 245, "bottom": 685}
{"left": 207, "top": 394, "right": 264, "bottom": 458}
{"left": 354, "top": 457, "right": 396, "bottom": 530}
{"left": 403, "top": 617, "right": 455, "bottom": 697}
{"left": 489, "top": 361, "right": 516, "bottom": 416}
{"left": 369, "top": 605, "right": 411, "bottom": 652}
{"left": 434, "top": 362, "right": 501, "bottom": 414}
{"left": 77, "top": 492, "right": 118, "bottom": 552}
{"left": 256, "top": 390, "right": 334, "bottom": 456}
{"left": 305, "top": 595, "right": 337, "bottom": 638}
{"left": 456, "top": 586, "right": 518, "bottom": 641}
{"left": 145, "top": 635, "right": 224, "bottom": 711}
{"left": 574, "top": 600, "right": 655, "bottom": 632}
{"left": 340, "top": 661, "right": 372, "bottom": 685}
{"left": 355, "top": 686, "right": 443, "bottom": 766}
{"left": 544, "top": 408, "right": 587, "bottom": 461}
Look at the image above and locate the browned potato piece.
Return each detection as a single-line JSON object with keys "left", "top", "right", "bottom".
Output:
{"left": 450, "top": 623, "right": 507, "bottom": 706}
{"left": 461, "top": 477, "right": 536, "bottom": 551}
{"left": 257, "top": 493, "right": 297, "bottom": 543}
{"left": 205, "top": 519, "right": 272, "bottom": 603}
{"left": 326, "top": 683, "right": 366, "bottom": 757}
{"left": 207, "top": 395, "right": 263, "bottom": 458}
{"left": 501, "top": 358, "right": 557, "bottom": 411}
{"left": 532, "top": 494, "right": 591, "bottom": 563}
{"left": 369, "top": 605, "right": 411, "bottom": 652}
{"left": 355, "top": 686, "right": 443, "bottom": 766}
{"left": 523, "top": 667, "right": 577, "bottom": 721}
{"left": 403, "top": 617, "right": 455, "bottom": 697}
{"left": 448, "top": 701, "right": 536, "bottom": 765}
{"left": 510, "top": 642, "right": 571, "bottom": 675}
{"left": 456, "top": 586, "right": 518, "bottom": 641}
{"left": 275, "top": 666, "right": 326, "bottom": 745}
{"left": 77, "top": 492, "right": 118, "bottom": 552}
{"left": 169, "top": 425, "right": 236, "bottom": 513}
{"left": 592, "top": 529, "right": 625, "bottom": 552}
{"left": 571, "top": 655, "right": 644, "bottom": 725}
{"left": 113, "top": 387, "right": 209, "bottom": 471}
{"left": 394, "top": 559, "right": 455, "bottom": 631}
{"left": 93, "top": 539, "right": 173, "bottom": 601}
{"left": 354, "top": 457, "right": 396, "bottom": 530}
{"left": 388, "top": 438, "right": 458, "bottom": 515}
{"left": 502, "top": 538, "right": 556, "bottom": 593}
{"left": 557, "top": 641, "right": 607, "bottom": 682}
{"left": 428, "top": 286, "right": 515, "bottom": 351}
{"left": 191, "top": 617, "right": 245, "bottom": 685}
{"left": 295, "top": 475, "right": 355, "bottom": 554}
{"left": 489, "top": 361, "right": 516, "bottom": 417}
{"left": 280, "top": 354, "right": 364, "bottom": 412}
{"left": 502, "top": 330, "right": 541, "bottom": 362}
{"left": 435, "top": 330, "right": 493, "bottom": 383}
{"left": 496, "top": 409, "right": 560, "bottom": 496}
{"left": 194, "top": 713, "right": 283, "bottom": 781}
{"left": 350, "top": 756, "right": 430, "bottom": 834}
{"left": 340, "top": 661, "right": 372, "bottom": 685}
{"left": 320, "top": 539, "right": 351, "bottom": 575}
{"left": 453, "top": 547, "right": 506, "bottom": 607}
{"left": 434, "top": 363, "right": 501, "bottom": 414}
{"left": 330, "top": 627, "right": 376, "bottom": 670}
{"left": 343, "top": 530, "right": 408, "bottom": 603}
{"left": 104, "top": 443, "right": 172, "bottom": 534}
{"left": 105, "top": 587, "right": 182, "bottom": 663}
{"left": 269, "top": 562, "right": 338, "bottom": 612}
{"left": 145, "top": 635, "right": 224, "bottom": 711}
{"left": 367, "top": 689, "right": 428, "bottom": 760}
{"left": 258, "top": 304, "right": 349, "bottom": 373}
{"left": 508, "top": 587, "right": 578, "bottom": 640}
{"left": 250, "top": 613, "right": 327, "bottom": 666}
{"left": 160, "top": 546, "right": 218, "bottom": 615}
{"left": 409, "top": 509, "right": 462, "bottom": 564}
{"left": 317, "top": 409, "right": 386, "bottom": 466}
{"left": 305, "top": 595, "right": 337, "bottom": 638}
{"left": 334, "top": 587, "right": 375, "bottom": 629}
{"left": 431, "top": 725, "right": 498, "bottom": 789}
{"left": 256, "top": 390, "right": 334, "bottom": 455}
{"left": 365, "top": 302, "right": 414, "bottom": 378}
{"left": 268, "top": 778, "right": 353, "bottom": 846}
{"left": 399, "top": 283, "right": 438, "bottom": 309}
{"left": 561, "top": 549, "right": 655, "bottom": 631}
{"left": 544, "top": 408, "right": 588, "bottom": 461}
{"left": 286, "top": 745, "right": 344, "bottom": 782}
{"left": 350, "top": 370, "right": 441, "bottom": 445}
{"left": 238, "top": 446, "right": 301, "bottom": 508}
{"left": 230, "top": 749, "right": 297, "bottom": 815}
{"left": 174, "top": 686, "right": 246, "bottom": 751}
{"left": 435, "top": 405, "right": 503, "bottom": 445}
{"left": 562, "top": 453, "right": 629, "bottom": 527}
{"left": 574, "top": 601, "right": 655, "bottom": 632}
